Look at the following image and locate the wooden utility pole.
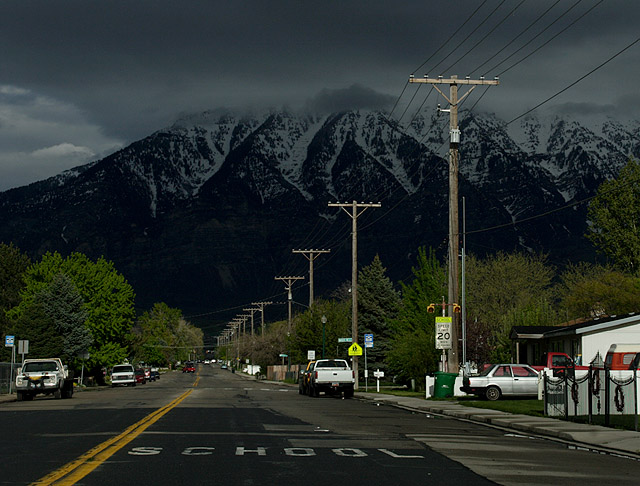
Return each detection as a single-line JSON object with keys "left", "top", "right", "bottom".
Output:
{"left": 292, "top": 249, "right": 330, "bottom": 306}
{"left": 243, "top": 308, "right": 261, "bottom": 336}
{"left": 274, "top": 276, "right": 305, "bottom": 334}
{"left": 328, "top": 201, "right": 381, "bottom": 389}
{"left": 251, "top": 301, "right": 273, "bottom": 337}
{"left": 409, "top": 74, "right": 499, "bottom": 372}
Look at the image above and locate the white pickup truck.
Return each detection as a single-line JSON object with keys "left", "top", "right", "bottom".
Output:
{"left": 15, "top": 358, "right": 74, "bottom": 401}
{"left": 307, "top": 359, "right": 355, "bottom": 398}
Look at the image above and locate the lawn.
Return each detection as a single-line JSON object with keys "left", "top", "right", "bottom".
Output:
{"left": 458, "top": 397, "right": 545, "bottom": 417}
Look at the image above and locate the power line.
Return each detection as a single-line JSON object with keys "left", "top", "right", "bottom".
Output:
{"left": 469, "top": 0, "right": 562, "bottom": 76}
{"left": 507, "top": 35, "right": 640, "bottom": 125}
{"left": 440, "top": 0, "right": 527, "bottom": 75}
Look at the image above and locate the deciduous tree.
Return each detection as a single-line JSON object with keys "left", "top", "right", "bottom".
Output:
{"left": 587, "top": 158, "right": 640, "bottom": 272}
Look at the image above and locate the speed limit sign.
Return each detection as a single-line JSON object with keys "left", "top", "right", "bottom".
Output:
{"left": 435, "top": 317, "right": 452, "bottom": 350}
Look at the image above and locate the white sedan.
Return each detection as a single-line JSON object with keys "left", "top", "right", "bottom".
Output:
{"left": 461, "top": 364, "right": 540, "bottom": 400}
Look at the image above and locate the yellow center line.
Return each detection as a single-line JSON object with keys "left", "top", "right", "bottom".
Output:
{"left": 31, "top": 388, "right": 194, "bottom": 486}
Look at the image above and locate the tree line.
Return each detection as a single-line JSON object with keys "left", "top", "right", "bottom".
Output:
{"left": 0, "top": 249, "right": 203, "bottom": 382}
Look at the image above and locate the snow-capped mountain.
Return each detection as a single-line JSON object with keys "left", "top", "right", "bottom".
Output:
{"left": 0, "top": 108, "right": 636, "bottom": 319}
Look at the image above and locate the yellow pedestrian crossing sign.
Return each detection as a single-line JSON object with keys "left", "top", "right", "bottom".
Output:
{"left": 348, "top": 343, "right": 363, "bottom": 356}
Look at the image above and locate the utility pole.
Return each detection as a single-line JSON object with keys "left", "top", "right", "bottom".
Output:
{"left": 251, "top": 301, "right": 273, "bottom": 337}
{"left": 243, "top": 308, "right": 261, "bottom": 336}
{"left": 409, "top": 74, "right": 498, "bottom": 372}
{"left": 274, "top": 276, "right": 305, "bottom": 334}
{"left": 328, "top": 201, "right": 381, "bottom": 389}
{"left": 292, "top": 249, "right": 331, "bottom": 306}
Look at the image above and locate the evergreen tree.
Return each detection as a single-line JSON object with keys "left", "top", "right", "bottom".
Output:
{"left": 357, "top": 255, "right": 400, "bottom": 373}
{"left": 38, "top": 273, "right": 92, "bottom": 363}
{"left": 11, "top": 297, "right": 64, "bottom": 358}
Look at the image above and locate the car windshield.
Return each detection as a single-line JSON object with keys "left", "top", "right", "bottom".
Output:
{"left": 113, "top": 365, "right": 133, "bottom": 373}
{"left": 23, "top": 362, "right": 58, "bottom": 372}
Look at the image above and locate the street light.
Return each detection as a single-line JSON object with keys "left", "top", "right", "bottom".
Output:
{"left": 321, "top": 315, "right": 327, "bottom": 358}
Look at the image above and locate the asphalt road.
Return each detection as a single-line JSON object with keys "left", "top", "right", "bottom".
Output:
{"left": 2, "top": 364, "right": 640, "bottom": 485}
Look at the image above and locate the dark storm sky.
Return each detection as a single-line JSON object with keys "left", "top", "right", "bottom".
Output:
{"left": 0, "top": 0, "right": 638, "bottom": 190}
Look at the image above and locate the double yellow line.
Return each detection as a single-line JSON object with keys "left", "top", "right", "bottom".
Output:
{"left": 32, "top": 387, "right": 194, "bottom": 485}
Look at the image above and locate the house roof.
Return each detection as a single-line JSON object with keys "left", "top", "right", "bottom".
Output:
{"left": 510, "top": 313, "right": 640, "bottom": 340}
{"left": 544, "top": 313, "right": 640, "bottom": 337}
{"left": 510, "top": 326, "right": 560, "bottom": 339}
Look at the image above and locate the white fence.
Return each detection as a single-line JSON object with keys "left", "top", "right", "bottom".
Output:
{"left": 544, "top": 368, "right": 640, "bottom": 427}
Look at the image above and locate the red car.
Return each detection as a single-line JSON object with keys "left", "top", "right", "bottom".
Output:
{"left": 134, "top": 369, "right": 146, "bottom": 384}
{"left": 182, "top": 362, "right": 196, "bottom": 373}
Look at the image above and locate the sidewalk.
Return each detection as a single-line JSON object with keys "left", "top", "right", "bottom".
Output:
{"left": 356, "top": 392, "right": 640, "bottom": 457}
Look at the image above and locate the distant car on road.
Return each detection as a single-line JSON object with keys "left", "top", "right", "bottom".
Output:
{"left": 150, "top": 368, "right": 160, "bottom": 380}
{"left": 461, "top": 364, "right": 540, "bottom": 401}
{"left": 111, "top": 364, "right": 136, "bottom": 387}
{"left": 182, "top": 362, "right": 196, "bottom": 373}
{"left": 220, "top": 363, "right": 228, "bottom": 370}
{"left": 134, "top": 369, "right": 146, "bottom": 384}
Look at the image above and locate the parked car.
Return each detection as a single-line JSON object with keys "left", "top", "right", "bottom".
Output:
{"left": 182, "top": 362, "right": 196, "bottom": 373}
{"left": 150, "top": 368, "right": 160, "bottom": 380}
{"left": 220, "top": 363, "right": 228, "bottom": 370}
{"left": 134, "top": 368, "right": 146, "bottom": 384}
{"left": 605, "top": 344, "right": 640, "bottom": 370}
{"left": 307, "top": 359, "right": 355, "bottom": 398}
{"left": 298, "top": 361, "right": 315, "bottom": 395}
{"left": 111, "top": 364, "right": 136, "bottom": 387}
{"left": 461, "top": 364, "right": 539, "bottom": 401}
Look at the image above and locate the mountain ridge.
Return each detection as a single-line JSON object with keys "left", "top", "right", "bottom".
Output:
{"left": 0, "top": 107, "right": 636, "bottom": 327}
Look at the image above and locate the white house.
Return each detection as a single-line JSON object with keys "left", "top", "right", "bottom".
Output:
{"left": 510, "top": 313, "right": 640, "bottom": 366}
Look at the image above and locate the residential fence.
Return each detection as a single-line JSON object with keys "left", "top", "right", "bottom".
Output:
{"left": 544, "top": 367, "right": 640, "bottom": 430}
{"left": 0, "top": 362, "right": 20, "bottom": 394}
{"left": 267, "top": 364, "right": 301, "bottom": 382}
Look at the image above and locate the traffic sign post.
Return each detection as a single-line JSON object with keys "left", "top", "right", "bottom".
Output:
{"left": 436, "top": 317, "right": 453, "bottom": 372}
{"left": 348, "top": 343, "right": 363, "bottom": 356}
{"left": 364, "top": 333, "right": 373, "bottom": 391}
{"left": 18, "top": 339, "right": 29, "bottom": 364}
{"left": 5, "top": 335, "right": 15, "bottom": 394}
{"left": 373, "top": 369, "right": 384, "bottom": 392}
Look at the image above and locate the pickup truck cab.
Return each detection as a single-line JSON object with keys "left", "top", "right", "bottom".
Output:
{"left": 15, "top": 358, "right": 74, "bottom": 401}
{"left": 528, "top": 352, "right": 590, "bottom": 378}
{"left": 307, "top": 359, "right": 355, "bottom": 398}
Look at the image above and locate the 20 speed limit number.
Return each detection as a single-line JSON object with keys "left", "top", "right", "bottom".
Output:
{"left": 435, "top": 317, "right": 452, "bottom": 350}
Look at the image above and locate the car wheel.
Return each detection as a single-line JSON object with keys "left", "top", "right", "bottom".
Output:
{"left": 485, "top": 386, "right": 501, "bottom": 401}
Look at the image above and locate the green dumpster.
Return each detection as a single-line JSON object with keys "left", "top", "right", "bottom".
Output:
{"left": 433, "top": 372, "right": 458, "bottom": 398}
